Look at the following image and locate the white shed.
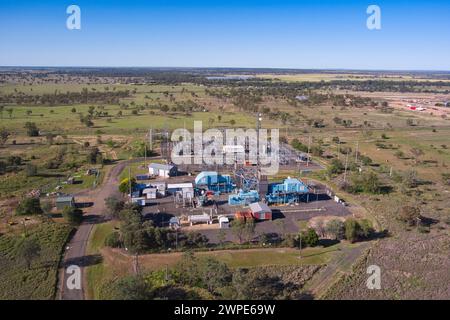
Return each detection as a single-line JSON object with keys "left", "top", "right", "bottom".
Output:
{"left": 142, "top": 188, "right": 157, "bottom": 199}
{"left": 148, "top": 163, "right": 177, "bottom": 178}
{"left": 218, "top": 216, "right": 230, "bottom": 229}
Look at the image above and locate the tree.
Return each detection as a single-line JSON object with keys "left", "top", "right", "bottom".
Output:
{"left": 325, "top": 219, "right": 345, "bottom": 240}
{"left": 328, "top": 159, "right": 344, "bottom": 175}
{"left": 17, "top": 237, "right": 41, "bottom": 269}
{"left": 358, "top": 219, "right": 374, "bottom": 239}
{"left": 243, "top": 220, "right": 256, "bottom": 242}
{"left": 399, "top": 206, "right": 421, "bottom": 226}
{"left": 118, "top": 177, "right": 136, "bottom": 194}
{"left": 24, "top": 122, "right": 39, "bottom": 137}
{"left": 361, "top": 171, "right": 381, "bottom": 194}
{"left": 114, "top": 275, "right": 152, "bottom": 300}
{"left": 105, "top": 232, "right": 122, "bottom": 248}
{"left": 231, "top": 269, "right": 283, "bottom": 300}
{"left": 71, "top": 107, "right": 77, "bottom": 113}
{"left": 197, "top": 257, "right": 232, "bottom": 294}
{"left": 122, "top": 223, "right": 148, "bottom": 254}
{"left": 16, "top": 197, "right": 43, "bottom": 216}
{"left": 87, "top": 147, "right": 102, "bottom": 164}
{"left": 300, "top": 228, "right": 319, "bottom": 247}
{"left": 231, "top": 219, "right": 246, "bottom": 244}
{"left": 105, "top": 196, "right": 125, "bottom": 218}
{"left": 0, "top": 128, "right": 10, "bottom": 146}
{"left": 217, "top": 229, "right": 226, "bottom": 246}
{"left": 344, "top": 218, "right": 361, "bottom": 243}
{"left": 62, "top": 206, "right": 83, "bottom": 225}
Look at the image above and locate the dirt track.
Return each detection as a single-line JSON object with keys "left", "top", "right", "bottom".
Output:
{"left": 58, "top": 157, "right": 155, "bottom": 300}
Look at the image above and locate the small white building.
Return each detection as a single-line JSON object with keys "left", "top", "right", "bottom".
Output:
{"left": 218, "top": 216, "right": 230, "bottom": 229}
{"left": 148, "top": 163, "right": 178, "bottom": 178}
{"left": 142, "top": 188, "right": 157, "bottom": 199}
{"left": 168, "top": 183, "right": 194, "bottom": 198}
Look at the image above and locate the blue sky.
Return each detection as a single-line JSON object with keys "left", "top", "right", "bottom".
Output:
{"left": 0, "top": 0, "right": 449, "bottom": 70}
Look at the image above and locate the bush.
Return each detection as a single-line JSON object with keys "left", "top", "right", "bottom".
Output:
{"left": 105, "top": 232, "right": 122, "bottom": 248}
{"left": 300, "top": 228, "right": 319, "bottom": 247}
{"left": 16, "top": 197, "right": 43, "bottom": 216}
{"left": 24, "top": 122, "right": 39, "bottom": 137}
{"left": 327, "top": 159, "right": 344, "bottom": 175}
{"left": 118, "top": 178, "right": 137, "bottom": 194}
{"left": 399, "top": 206, "right": 421, "bottom": 226}
{"left": 358, "top": 219, "right": 374, "bottom": 238}
{"left": 325, "top": 219, "right": 345, "bottom": 240}
{"left": 105, "top": 197, "right": 125, "bottom": 218}
{"left": 62, "top": 206, "right": 83, "bottom": 225}
{"left": 344, "top": 219, "right": 361, "bottom": 243}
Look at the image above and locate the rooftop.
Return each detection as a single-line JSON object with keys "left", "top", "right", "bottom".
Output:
{"left": 148, "top": 163, "right": 175, "bottom": 170}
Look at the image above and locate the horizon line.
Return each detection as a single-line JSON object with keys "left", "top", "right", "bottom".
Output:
{"left": 1, "top": 65, "right": 450, "bottom": 73}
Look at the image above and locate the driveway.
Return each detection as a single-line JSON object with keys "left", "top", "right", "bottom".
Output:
{"left": 58, "top": 157, "right": 156, "bottom": 300}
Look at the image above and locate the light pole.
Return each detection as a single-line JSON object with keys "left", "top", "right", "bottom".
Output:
{"left": 298, "top": 231, "right": 302, "bottom": 258}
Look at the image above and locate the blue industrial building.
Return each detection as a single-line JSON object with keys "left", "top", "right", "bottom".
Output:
{"left": 195, "top": 171, "right": 235, "bottom": 193}
{"left": 228, "top": 190, "right": 259, "bottom": 206}
{"left": 265, "top": 177, "right": 309, "bottom": 205}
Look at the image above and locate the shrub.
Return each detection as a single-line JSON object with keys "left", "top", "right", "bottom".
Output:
{"left": 325, "top": 219, "right": 345, "bottom": 240}
{"left": 399, "top": 206, "right": 421, "bottom": 226}
{"left": 16, "top": 197, "right": 43, "bottom": 216}
{"left": 358, "top": 219, "right": 374, "bottom": 239}
{"left": 24, "top": 122, "right": 39, "bottom": 137}
{"left": 300, "top": 228, "right": 319, "bottom": 247}
{"left": 105, "top": 232, "right": 122, "bottom": 248}
{"left": 327, "top": 159, "right": 344, "bottom": 175}
{"left": 344, "top": 219, "right": 361, "bottom": 243}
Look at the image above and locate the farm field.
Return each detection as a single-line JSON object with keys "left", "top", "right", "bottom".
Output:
{"left": 0, "top": 222, "right": 72, "bottom": 299}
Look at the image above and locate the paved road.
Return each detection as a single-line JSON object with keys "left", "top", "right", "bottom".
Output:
{"left": 58, "top": 158, "right": 152, "bottom": 300}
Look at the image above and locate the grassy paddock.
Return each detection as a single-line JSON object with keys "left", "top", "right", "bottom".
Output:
{"left": 0, "top": 221, "right": 72, "bottom": 300}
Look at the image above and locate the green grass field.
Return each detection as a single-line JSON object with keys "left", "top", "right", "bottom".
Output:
{"left": 0, "top": 221, "right": 72, "bottom": 300}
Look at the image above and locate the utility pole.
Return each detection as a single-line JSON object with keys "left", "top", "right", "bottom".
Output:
{"left": 298, "top": 231, "right": 302, "bottom": 258}
{"left": 144, "top": 143, "right": 147, "bottom": 168}
{"left": 149, "top": 128, "right": 153, "bottom": 151}
{"left": 337, "top": 141, "right": 340, "bottom": 160}
{"left": 355, "top": 141, "right": 359, "bottom": 164}
{"left": 128, "top": 166, "right": 132, "bottom": 202}
{"left": 343, "top": 150, "right": 349, "bottom": 183}
{"left": 256, "top": 113, "right": 262, "bottom": 167}
{"left": 306, "top": 136, "right": 311, "bottom": 167}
